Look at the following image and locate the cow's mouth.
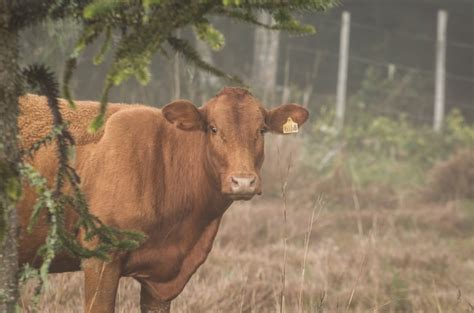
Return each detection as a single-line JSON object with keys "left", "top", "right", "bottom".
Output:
{"left": 228, "top": 193, "right": 256, "bottom": 201}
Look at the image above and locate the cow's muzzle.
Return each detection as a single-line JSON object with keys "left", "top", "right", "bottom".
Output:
{"left": 226, "top": 173, "right": 261, "bottom": 201}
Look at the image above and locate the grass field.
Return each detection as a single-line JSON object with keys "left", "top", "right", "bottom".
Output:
{"left": 20, "top": 146, "right": 474, "bottom": 312}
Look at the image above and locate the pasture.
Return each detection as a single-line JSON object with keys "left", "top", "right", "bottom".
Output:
{"left": 21, "top": 143, "right": 474, "bottom": 312}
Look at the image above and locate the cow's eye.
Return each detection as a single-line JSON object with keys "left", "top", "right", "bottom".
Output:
{"left": 210, "top": 126, "right": 218, "bottom": 134}
{"left": 260, "top": 127, "right": 268, "bottom": 135}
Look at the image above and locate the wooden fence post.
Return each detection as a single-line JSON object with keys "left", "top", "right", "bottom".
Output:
{"left": 335, "top": 11, "right": 351, "bottom": 130}
{"left": 434, "top": 10, "right": 448, "bottom": 132}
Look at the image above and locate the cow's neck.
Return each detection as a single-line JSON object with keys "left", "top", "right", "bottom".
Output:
{"left": 160, "top": 125, "right": 232, "bottom": 221}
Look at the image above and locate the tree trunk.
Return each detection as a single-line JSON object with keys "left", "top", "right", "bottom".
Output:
{"left": 281, "top": 47, "right": 290, "bottom": 105}
{"left": 302, "top": 51, "right": 322, "bottom": 108}
{"left": 195, "top": 38, "right": 217, "bottom": 104}
{"left": 252, "top": 12, "right": 280, "bottom": 105}
{"left": 174, "top": 30, "right": 181, "bottom": 99}
{"left": 0, "top": 1, "right": 20, "bottom": 312}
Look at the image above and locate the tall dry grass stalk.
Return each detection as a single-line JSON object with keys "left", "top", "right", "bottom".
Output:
{"left": 276, "top": 141, "right": 293, "bottom": 313}
{"left": 348, "top": 161, "right": 363, "bottom": 237}
{"left": 345, "top": 253, "right": 367, "bottom": 313}
{"left": 87, "top": 261, "right": 106, "bottom": 313}
{"left": 298, "top": 197, "right": 323, "bottom": 313}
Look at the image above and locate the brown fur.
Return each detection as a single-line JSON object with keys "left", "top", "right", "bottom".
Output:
{"left": 17, "top": 88, "right": 309, "bottom": 312}
{"left": 18, "top": 94, "right": 133, "bottom": 148}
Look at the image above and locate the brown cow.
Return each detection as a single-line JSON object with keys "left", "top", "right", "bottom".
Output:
{"left": 17, "top": 87, "right": 309, "bottom": 313}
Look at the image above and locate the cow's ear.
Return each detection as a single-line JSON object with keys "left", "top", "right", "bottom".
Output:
{"left": 162, "top": 100, "right": 204, "bottom": 131}
{"left": 266, "top": 104, "right": 309, "bottom": 134}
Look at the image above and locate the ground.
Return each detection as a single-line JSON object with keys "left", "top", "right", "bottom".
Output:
{"left": 21, "top": 195, "right": 474, "bottom": 312}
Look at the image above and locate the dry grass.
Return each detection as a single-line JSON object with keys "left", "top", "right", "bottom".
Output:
{"left": 20, "top": 146, "right": 474, "bottom": 313}
{"left": 23, "top": 199, "right": 474, "bottom": 313}
{"left": 426, "top": 149, "right": 474, "bottom": 202}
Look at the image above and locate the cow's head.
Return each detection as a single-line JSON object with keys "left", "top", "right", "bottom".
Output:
{"left": 162, "top": 87, "right": 308, "bottom": 201}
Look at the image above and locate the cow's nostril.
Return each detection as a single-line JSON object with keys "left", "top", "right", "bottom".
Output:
{"left": 231, "top": 176, "right": 239, "bottom": 186}
{"left": 249, "top": 176, "right": 256, "bottom": 186}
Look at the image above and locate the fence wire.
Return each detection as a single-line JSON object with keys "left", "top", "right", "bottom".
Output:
{"left": 278, "top": 13, "right": 473, "bottom": 127}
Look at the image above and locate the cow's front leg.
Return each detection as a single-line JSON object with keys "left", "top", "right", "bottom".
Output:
{"left": 140, "top": 282, "right": 171, "bottom": 313}
{"left": 83, "top": 258, "right": 122, "bottom": 313}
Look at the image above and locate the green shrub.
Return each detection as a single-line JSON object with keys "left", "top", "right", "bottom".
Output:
{"left": 304, "top": 105, "right": 474, "bottom": 194}
{"left": 302, "top": 65, "right": 473, "bottom": 197}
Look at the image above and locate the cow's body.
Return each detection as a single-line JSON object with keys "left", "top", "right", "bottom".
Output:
{"left": 17, "top": 88, "right": 308, "bottom": 312}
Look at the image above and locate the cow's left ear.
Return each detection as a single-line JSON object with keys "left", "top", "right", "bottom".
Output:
{"left": 266, "top": 104, "right": 309, "bottom": 134}
{"left": 162, "top": 100, "right": 204, "bottom": 131}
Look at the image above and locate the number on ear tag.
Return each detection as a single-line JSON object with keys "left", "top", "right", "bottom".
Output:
{"left": 282, "top": 117, "right": 299, "bottom": 134}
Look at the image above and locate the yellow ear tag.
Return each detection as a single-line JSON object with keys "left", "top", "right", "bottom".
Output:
{"left": 282, "top": 117, "right": 299, "bottom": 134}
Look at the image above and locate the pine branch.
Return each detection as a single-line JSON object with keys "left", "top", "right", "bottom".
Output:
{"left": 212, "top": 7, "right": 315, "bottom": 34}
{"left": 63, "top": 21, "right": 103, "bottom": 108}
{"left": 9, "top": 0, "right": 55, "bottom": 30}
{"left": 211, "top": 7, "right": 275, "bottom": 29}
{"left": 9, "top": 0, "right": 90, "bottom": 30}
{"left": 194, "top": 18, "right": 225, "bottom": 51}
{"left": 225, "top": 0, "right": 338, "bottom": 12}
{"left": 93, "top": 26, "right": 112, "bottom": 65}
{"left": 62, "top": 58, "right": 77, "bottom": 108}
{"left": 168, "top": 36, "right": 243, "bottom": 85}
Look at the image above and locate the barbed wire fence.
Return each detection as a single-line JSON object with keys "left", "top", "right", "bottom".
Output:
{"left": 277, "top": 10, "right": 474, "bottom": 130}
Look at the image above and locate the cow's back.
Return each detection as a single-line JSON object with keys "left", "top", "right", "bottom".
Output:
{"left": 18, "top": 94, "right": 128, "bottom": 149}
